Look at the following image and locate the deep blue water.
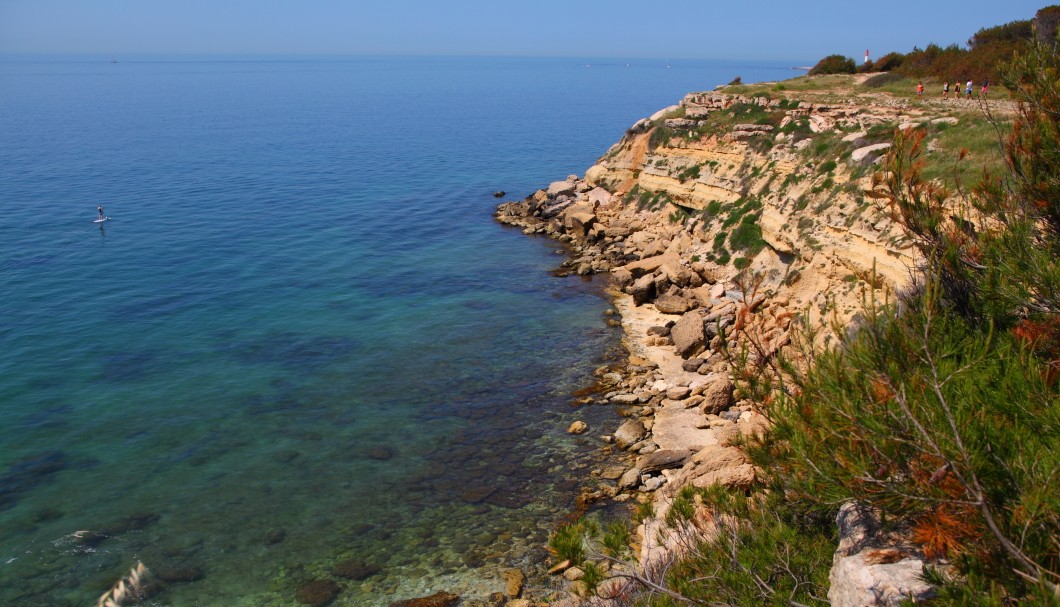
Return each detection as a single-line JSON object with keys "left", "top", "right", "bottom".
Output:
{"left": 0, "top": 55, "right": 799, "bottom": 606}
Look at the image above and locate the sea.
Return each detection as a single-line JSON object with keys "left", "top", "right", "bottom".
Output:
{"left": 0, "top": 55, "right": 800, "bottom": 606}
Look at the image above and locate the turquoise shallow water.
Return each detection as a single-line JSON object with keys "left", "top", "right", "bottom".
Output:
{"left": 0, "top": 56, "right": 799, "bottom": 605}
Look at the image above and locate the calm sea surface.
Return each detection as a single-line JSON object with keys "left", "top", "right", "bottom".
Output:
{"left": 0, "top": 55, "right": 799, "bottom": 606}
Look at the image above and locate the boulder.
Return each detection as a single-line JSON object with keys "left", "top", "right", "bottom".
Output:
{"left": 828, "top": 503, "right": 935, "bottom": 607}
{"left": 566, "top": 212, "right": 597, "bottom": 237}
{"left": 617, "top": 468, "right": 641, "bottom": 490}
{"left": 659, "top": 262, "right": 694, "bottom": 287}
{"left": 841, "top": 130, "right": 868, "bottom": 144}
{"left": 655, "top": 295, "right": 693, "bottom": 315}
{"left": 636, "top": 449, "right": 694, "bottom": 474}
{"left": 670, "top": 310, "right": 706, "bottom": 358}
{"left": 628, "top": 274, "right": 656, "bottom": 306}
{"left": 665, "top": 385, "right": 691, "bottom": 400}
{"left": 611, "top": 267, "right": 634, "bottom": 288}
{"left": 699, "top": 379, "right": 733, "bottom": 414}
{"left": 501, "top": 568, "right": 525, "bottom": 598}
{"left": 547, "top": 180, "right": 576, "bottom": 197}
{"left": 668, "top": 444, "right": 756, "bottom": 491}
{"left": 851, "top": 143, "right": 892, "bottom": 164}
{"left": 614, "top": 419, "right": 647, "bottom": 450}
{"left": 623, "top": 254, "right": 673, "bottom": 278}
{"left": 587, "top": 187, "right": 614, "bottom": 207}
{"left": 567, "top": 421, "right": 588, "bottom": 435}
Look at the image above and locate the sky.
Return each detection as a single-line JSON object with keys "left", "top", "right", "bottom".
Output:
{"left": 0, "top": 0, "right": 1051, "bottom": 61}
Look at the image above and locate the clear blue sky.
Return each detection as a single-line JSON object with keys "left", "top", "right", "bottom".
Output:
{"left": 0, "top": 0, "right": 1051, "bottom": 61}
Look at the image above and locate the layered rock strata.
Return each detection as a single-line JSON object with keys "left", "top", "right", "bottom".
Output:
{"left": 496, "top": 89, "right": 934, "bottom": 605}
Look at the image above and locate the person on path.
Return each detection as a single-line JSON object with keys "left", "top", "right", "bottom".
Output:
{"left": 97, "top": 205, "right": 104, "bottom": 221}
{"left": 954, "top": 79, "right": 962, "bottom": 98}
{"left": 966, "top": 79, "right": 973, "bottom": 97}
{"left": 943, "top": 81, "right": 950, "bottom": 98}
{"left": 917, "top": 81, "right": 924, "bottom": 97}
{"left": 982, "top": 79, "right": 989, "bottom": 97}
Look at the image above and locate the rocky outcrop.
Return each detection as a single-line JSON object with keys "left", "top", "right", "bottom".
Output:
{"left": 496, "top": 85, "right": 935, "bottom": 606}
{"left": 828, "top": 503, "right": 935, "bottom": 607}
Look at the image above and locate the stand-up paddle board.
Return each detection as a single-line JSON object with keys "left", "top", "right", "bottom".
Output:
{"left": 93, "top": 217, "right": 111, "bottom": 223}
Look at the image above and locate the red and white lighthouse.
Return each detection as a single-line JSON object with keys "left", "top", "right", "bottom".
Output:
{"left": 865, "top": 49, "right": 871, "bottom": 65}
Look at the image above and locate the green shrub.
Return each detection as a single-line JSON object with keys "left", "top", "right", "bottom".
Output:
{"left": 601, "top": 520, "right": 631, "bottom": 557}
{"left": 871, "top": 51, "right": 906, "bottom": 71}
{"left": 729, "top": 214, "right": 765, "bottom": 255}
{"left": 648, "top": 125, "right": 675, "bottom": 150}
{"left": 548, "top": 521, "right": 588, "bottom": 564}
{"left": 635, "top": 488, "right": 834, "bottom": 607}
{"left": 818, "top": 160, "right": 837, "bottom": 173}
{"left": 676, "top": 164, "right": 701, "bottom": 183}
{"left": 808, "top": 54, "right": 856, "bottom": 75}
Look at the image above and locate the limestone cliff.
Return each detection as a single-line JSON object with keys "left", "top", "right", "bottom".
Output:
{"left": 495, "top": 79, "right": 985, "bottom": 606}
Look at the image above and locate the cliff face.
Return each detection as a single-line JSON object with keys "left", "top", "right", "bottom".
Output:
{"left": 496, "top": 83, "right": 962, "bottom": 605}
{"left": 583, "top": 91, "right": 917, "bottom": 325}
{"left": 500, "top": 88, "right": 929, "bottom": 343}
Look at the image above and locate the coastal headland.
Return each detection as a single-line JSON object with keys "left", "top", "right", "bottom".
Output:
{"left": 492, "top": 74, "right": 1012, "bottom": 606}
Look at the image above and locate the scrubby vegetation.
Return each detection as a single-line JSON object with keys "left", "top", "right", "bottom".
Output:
{"left": 844, "top": 5, "right": 1060, "bottom": 82}
{"left": 737, "top": 40, "right": 1060, "bottom": 605}
{"left": 808, "top": 54, "right": 857, "bottom": 75}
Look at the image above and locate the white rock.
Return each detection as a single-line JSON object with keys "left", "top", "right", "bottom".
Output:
{"left": 828, "top": 503, "right": 935, "bottom": 607}
{"left": 649, "top": 105, "right": 681, "bottom": 121}
{"left": 851, "top": 143, "right": 892, "bottom": 164}
{"left": 547, "top": 180, "right": 576, "bottom": 196}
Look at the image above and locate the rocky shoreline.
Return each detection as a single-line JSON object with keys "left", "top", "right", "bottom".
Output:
{"left": 480, "top": 82, "right": 976, "bottom": 604}
{"left": 394, "top": 81, "right": 985, "bottom": 605}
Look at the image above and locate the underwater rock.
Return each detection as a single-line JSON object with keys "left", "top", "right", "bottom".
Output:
{"left": 331, "top": 558, "right": 381, "bottom": 581}
{"left": 73, "top": 530, "right": 110, "bottom": 548}
{"left": 295, "top": 579, "right": 342, "bottom": 607}
{"left": 0, "top": 450, "right": 69, "bottom": 511}
{"left": 390, "top": 590, "right": 460, "bottom": 607}
{"left": 264, "top": 529, "right": 287, "bottom": 545}
{"left": 154, "top": 564, "right": 205, "bottom": 584}
{"left": 104, "top": 512, "right": 160, "bottom": 534}
{"left": 365, "top": 446, "right": 395, "bottom": 461}
{"left": 30, "top": 507, "right": 64, "bottom": 523}
{"left": 493, "top": 191, "right": 506, "bottom": 198}
{"left": 502, "top": 568, "right": 525, "bottom": 597}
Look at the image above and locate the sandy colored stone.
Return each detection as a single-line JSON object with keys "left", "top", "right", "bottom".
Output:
{"left": 566, "top": 420, "right": 588, "bottom": 435}
{"left": 501, "top": 568, "right": 525, "bottom": 598}
{"left": 651, "top": 405, "right": 716, "bottom": 452}
{"left": 670, "top": 310, "right": 706, "bottom": 358}
{"left": 613, "top": 419, "right": 647, "bottom": 449}
{"left": 699, "top": 378, "right": 733, "bottom": 414}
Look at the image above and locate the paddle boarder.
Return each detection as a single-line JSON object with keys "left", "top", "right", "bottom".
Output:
{"left": 97, "top": 205, "right": 105, "bottom": 221}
